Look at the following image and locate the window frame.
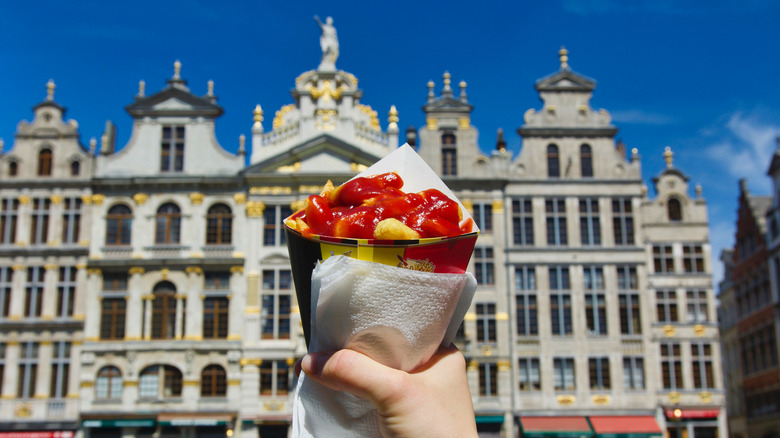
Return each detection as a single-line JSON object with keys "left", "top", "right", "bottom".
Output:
{"left": 612, "top": 198, "right": 635, "bottom": 245}
{"left": 579, "top": 198, "right": 601, "bottom": 246}
{"left": 545, "top": 198, "right": 567, "bottom": 246}
{"left": 511, "top": 198, "right": 534, "bottom": 246}
{"left": 95, "top": 365, "right": 122, "bottom": 400}
{"left": 260, "top": 269, "right": 292, "bottom": 340}
{"left": 206, "top": 203, "right": 233, "bottom": 245}
{"left": 105, "top": 204, "right": 132, "bottom": 246}
{"left": 200, "top": 364, "right": 227, "bottom": 397}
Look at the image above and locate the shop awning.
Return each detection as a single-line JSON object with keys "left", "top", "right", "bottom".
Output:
{"left": 663, "top": 408, "right": 719, "bottom": 419}
{"left": 519, "top": 416, "right": 593, "bottom": 436}
{"left": 82, "top": 419, "right": 155, "bottom": 428}
{"left": 476, "top": 415, "right": 504, "bottom": 424}
{"left": 0, "top": 433, "right": 75, "bottom": 438}
{"left": 157, "top": 413, "right": 234, "bottom": 427}
{"left": 589, "top": 416, "right": 663, "bottom": 437}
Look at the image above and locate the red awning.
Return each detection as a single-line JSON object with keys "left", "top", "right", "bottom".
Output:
{"left": 0, "top": 433, "right": 74, "bottom": 438}
{"left": 519, "top": 416, "right": 592, "bottom": 433}
{"left": 589, "top": 416, "right": 663, "bottom": 434}
{"left": 664, "top": 408, "right": 719, "bottom": 419}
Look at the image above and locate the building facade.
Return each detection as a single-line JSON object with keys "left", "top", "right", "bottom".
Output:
{"left": 0, "top": 31, "right": 726, "bottom": 438}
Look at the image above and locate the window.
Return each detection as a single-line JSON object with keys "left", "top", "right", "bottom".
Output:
{"left": 612, "top": 198, "right": 634, "bottom": 245}
{"left": 547, "top": 144, "right": 560, "bottom": 178}
{"left": 38, "top": 148, "right": 53, "bottom": 176}
{"left": 203, "top": 297, "right": 229, "bottom": 339}
{"left": 479, "top": 362, "right": 498, "bottom": 397}
{"left": 30, "top": 198, "right": 51, "bottom": 245}
{"left": 686, "top": 290, "right": 709, "bottom": 323}
{"left": 61, "top": 197, "right": 82, "bottom": 244}
{"left": 155, "top": 203, "right": 181, "bottom": 244}
{"left": 656, "top": 290, "right": 678, "bottom": 323}
{"left": 683, "top": 244, "right": 705, "bottom": 273}
{"left": 589, "top": 357, "right": 611, "bottom": 390}
{"left": 617, "top": 265, "right": 637, "bottom": 290}
{"left": 206, "top": 203, "right": 232, "bottom": 245}
{"left": 692, "top": 343, "right": 715, "bottom": 389}
{"left": 518, "top": 358, "right": 541, "bottom": 391}
{"left": 515, "top": 266, "right": 537, "bottom": 336}
{"left": 263, "top": 205, "right": 293, "bottom": 246}
{"left": 0, "top": 343, "right": 4, "bottom": 392}
{"left": 580, "top": 144, "right": 593, "bottom": 178}
{"left": 441, "top": 133, "right": 457, "bottom": 176}
{"left": 261, "top": 270, "right": 292, "bottom": 340}
{"left": 260, "top": 361, "right": 290, "bottom": 396}
{"left": 619, "top": 294, "right": 642, "bottom": 335}
{"left": 201, "top": 365, "right": 227, "bottom": 397}
{"left": 50, "top": 341, "right": 70, "bottom": 398}
{"left": 103, "top": 273, "right": 128, "bottom": 292}
{"left": 623, "top": 357, "right": 645, "bottom": 390}
{"left": 549, "top": 266, "right": 570, "bottom": 291}
{"left": 668, "top": 197, "right": 682, "bottom": 221}
{"left": 551, "top": 294, "right": 573, "bottom": 336}
{"left": 17, "top": 342, "right": 38, "bottom": 398}
{"left": 139, "top": 365, "right": 182, "bottom": 398}
{"left": 151, "top": 281, "right": 177, "bottom": 339}
{"left": 553, "top": 358, "right": 575, "bottom": 391}
{"left": 105, "top": 204, "right": 132, "bottom": 246}
{"left": 57, "top": 267, "right": 76, "bottom": 317}
{"left": 95, "top": 366, "right": 122, "bottom": 400}
{"left": 511, "top": 199, "right": 534, "bottom": 246}
{"left": 474, "top": 247, "right": 494, "bottom": 286}
{"left": 546, "top": 199, "right": 567, "bottom": 245}
{"left": 0, "top": 267, "right": 11, "bottom": 317}
{"left": 473, "top": 202, "right": 493, "bottom": 232}
{"left": 161, "top": 126, "right": 185, "bottom": 172}
{"left": 25, "top": 267, "right": 45, "bottom": 317}
{"left": 205, "top": 271, "right": 231, "bottom": 290}
{"left": 585, "top": 294, "right": 607, "bottom": 336}
{"left": 579, "top": 198, "right": 601, "bottom": 245}
{"left": 660, "top": 343, "right": 683, "bottom": 390}
{"left": 8, "top": 161, "right": 17, "bottom": 177}
{"left": 0, "top": 198, "right": 19, "bottom": 244}
{"left": 100, "top": 298, "right": 126, "bottom": 340}
{"left": 476, "top": 303, "right": 497, "bottom": 343}
{"left": 70, "top": 160, "right": 80, "bottom": 176}
{"left": 653, "top": 244, "right": 674, "bottom": 273}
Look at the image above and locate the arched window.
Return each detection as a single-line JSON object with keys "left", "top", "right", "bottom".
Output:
{"left": 206, "top": 203, "right": 232, "bottom": 245}
{"left": 547, "top": 144, "right": 560, "bottom": 178}
{"left": 155, "top": 203, "right": 181, "bottom": 244}
{"left": 139, "top": 365, "right": 182, "bottom": 398}
{"left": 580, "top": 144, "right": 593, "bottom": 178}
{"left": 201, "top": 365, "right": 227, "bottom": 397}
{"left": 95, "top": 366, "right": 122, "bottom": 400}
{"left": 70, "top": 160, "right": 80, "bottom": 176}
{"left": 106, "top": 204, "right": 132, "bottom": 245}
{"left": 667, "top": 197, "right": 682, "bottom": 222}
{"left": 8, "top": 161, "right": 18, "bottom": 177}
{"left": 151, "top": 281, "right": 177, "bottom": 339}
{"left": 38, "top": 148, "right": 53, "bottom": 176}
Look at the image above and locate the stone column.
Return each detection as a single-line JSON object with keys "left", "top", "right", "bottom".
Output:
{"left": 244, "top": 270, "right": 260, "bottom": 344}
{"left": 125, "top": 267, "right": 145, "bottom": 341}
{"left": 175, "top": 293, "right": 185, "bottom": 340}
{"left": 35, "top": 341, "right": 53, "bottom": 398}
{"left": 143, "top": 295, "right": 153, "bottom": 340}
{"left": 1, "top": 342, "right": 20, "bottom": 398}
{"left": 227, "top": 266, "right": 245, "bottom": 341}
{"left": 185, "top": 267, "right": 203, "bottom": 340}
{"left": 48, "top": 194, "right": 64, "bottom": 245}
{"left": 9, "top": 264, "right": 27, "bottom": 320}
{"left": 42, "top": 263, "right": 59, "bottom": 318}
{"left": 73, "top": 263, "right": 88, "bottom": 324}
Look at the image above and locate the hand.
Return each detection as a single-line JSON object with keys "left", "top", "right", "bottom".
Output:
{"left": 298, "top": 344, "right": 478, "bottom": 438}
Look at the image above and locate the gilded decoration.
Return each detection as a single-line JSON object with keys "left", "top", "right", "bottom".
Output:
{"left": 350, "top": 163, "right": 369, "bottom": 173}
{"left": 668, "top": 391, "right": 681, "bottom": 403}
{"left": 133, "top": 193, "right": 148, "bottom": 205}
{"left": 693, "top": 324, "right": 706, "bottom": 336}
{"left": 234, "top": 193, "right": 247, "bottom": 204}
{"left": 189, "top": 192, "right": 204, "bottom": 205}
{"left": 699, "top": 391, "right": 712, "bottom": 403}
{"left": 492, "top": 200, "right": 504, "bottom": 213}
{"left": 426, "top": 117, "right": 437, "bottom": 130}
{"left": 81, "top": 194, "right": 93, "bottom": 205}
{"left": 246, "top": 201, "right": 265, "bottom": 218}
{"left": 592, "top": 394, "right": 611, "bottom": 405}
{"left": 185, "top": 266, "right": 203, "bottom": 275}
{"left": 663, "top": 325, "right": 676, "bottom": 337}
{"left": 278, "top": 162, "right": 301, "bottom": 173}
{"left": 290, "top": 200, "right": 305, "bottom": 212}
{"left": 316, "top": 109, "right": 338, "bottom": 130}
{"left": 298, "top": 186, "right": 322, "bottom": 194}
{"left": 557, "top": 395, "right": 575, "bottom": 405}
{"left": 307, "top": 80, "right": 347, "bottom": 103}
{"left": 230, "top": 266, "right": 244, "bottom": 274}
{"left": 128, "top": 267, "right": 145, "bottom": 275}
{"left": 273, "top": 104, "right": 295, "bottom": 129}
{"left": 18, "top": 195, "right": 31, "bottom": 205}
{"left": 250, "top": 187, "right": 292, "bottom": 195}
{"left": 91, "top": 194, "right": 105, "bottom": 205}
{"left": 357, "top": 104, "right": 380, "bottom": 130}
{"left": 458, "top": 117, "right": 470, "bottom": 129}
{"left": 49, "top": 195, "right": 62, "bottom": 204}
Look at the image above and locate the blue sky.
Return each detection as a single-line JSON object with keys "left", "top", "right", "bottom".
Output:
{"left": 2, "top": 0, "right": 779, "bottom": 283}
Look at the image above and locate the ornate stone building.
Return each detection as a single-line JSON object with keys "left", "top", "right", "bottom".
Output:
{"left": 0, "top": 30, "right": 726, "bottom": 438}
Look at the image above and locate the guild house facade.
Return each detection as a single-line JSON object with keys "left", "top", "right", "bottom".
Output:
{"left": 0, "top": 21, "right": 725, "bottom": 438}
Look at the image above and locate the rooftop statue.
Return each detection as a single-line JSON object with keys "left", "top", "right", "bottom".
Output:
{"left": 315, "top": 15, "right": 339, "bottom": 70}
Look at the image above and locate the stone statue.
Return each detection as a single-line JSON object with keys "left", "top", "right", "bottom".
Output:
{"left": 315, "top": 15, "right": 339, "bottom": 70}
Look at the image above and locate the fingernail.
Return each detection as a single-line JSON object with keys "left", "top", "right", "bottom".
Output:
{"left": 302, "top": 351, "right": 332, "bottom": 376}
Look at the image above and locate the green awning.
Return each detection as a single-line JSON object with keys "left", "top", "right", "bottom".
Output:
{"left": 476, "top": 415, "right": 505, "bottom": 424}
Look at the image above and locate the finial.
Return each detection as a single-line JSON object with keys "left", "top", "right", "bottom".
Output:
{"left": 138, "top": 80, "right": 145, "bottom": 97}
{"left": 663, "top": 146, "right": 674, "bottom": 168}
{"left": 696, "top": 184, "right": 702, "bottom": 198}
{"left": 253, "top": 104, "right": 264, "bottom": 124}
{"left": 388, "top": 105, "right": 399, "bottom": 124}
{"left": 89, "top": 137, "right": 97, "bottom": 153}
{"left": 496, "top": 128, "right": 506, "bottom": 151}
{"left": 207, "top": 80, "right": 214, "bottom": 96}
{"left": 173, "top": 60, "right": 181, "bottom": 79}
{"left": 442, "top": 72, "right": 452, "bottom": 94}
{"left": 459, "top": 80, "right": 468, "bottom": 101}
{"left": 427, "top": 80, "right": 435, "bottom": 99}
{"left": 559, "top": 46, "right": 569, "bottom": 71}
{"left": 239, "top": 134, "right": 246, "bottom": 153}
{"left": 46, "top": 79, "right": 56, "bottom": 101}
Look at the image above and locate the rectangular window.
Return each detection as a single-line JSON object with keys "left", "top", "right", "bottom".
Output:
{"left": 686, "top": 290, "right": 709, "bottom": 323}
{"left": 518, "top": 358, "right": 540, "bottom": 391}
{"left": 442, "top": 148, "right": 457, "bottom": 176}
{"left": 546, "top": 199, "right": 567, "bottom": 245}
{"left": 263, "top": 206, "right": 293, "bottom": 246}
{"left": 476, "top": 303, "right": 496, "bottom": 343}
{"left": 623, "top": 356, "right": 645, "bottom": 389}
{"left": 30, "top": 198, "right": 51, "bottom": 245}
{"left": 553, "top": 358, "right": 576, "bottom": 391}
{"left": 100, "top": 298, "right": 126, "bottom": 340}
{"left": 61, "top": 197, "right": 82, "bottom": 244}
{"left": 692, "top": 343, "right": 715, "bottom": 389}
{"left": 583, "top": 266, "right": 604, "bottom": 290}
{"left": 17, "top": 342, "right": 38, "bottom": 398}
{"left": 261, "top": 270, "right": 292, "bottom": 340}
{"left": 473, "top": 202, "right": 493, "bottom": 232}
{"left": 660, "top": 343, "right": 683, "bottom": 390}
{"left": 619, "top": 294, "right": 642, "bottom": 335}
{"left": 579, "top": 198, "right": 601, "bottom": 246}
{"left": 656, "top": 290, "right": 678, "bottom": 323}
{"left": 585, "top": 294, "right": 607, "bottom": 336}
{"left": 0, "top": 198, "right": 19, "bottom": 244}
{"left": 653, "top": 244, "right": 675, "bottom": 273}
{"left": 260, "top": 360, "right": 290, "bottom": 396}
{"left": 205, "top": 271, "right": 231, "bottom": 290}
{"left": 25, "top": 266, "right": 45, "bottom": 317}
{"left": 612, "top": 198, "right": 634, "bottom": 245}
{"left": 474, "top": 247, "right": 494, "bottom": 286}
{"left": 102, "top": 273, "right": 128, "bottom": 292}
{"left": 478, "top": 362, "right": 498, "bottom": 397}
{"left": 683, "top": 244, "right": 705, "bottom": 273}
{"left": 203, "top": 297, "right": 229, "bottom": 339}
{"left": 49, "top": 341, "right": 70, "bottom": 398}
{"left": 617, "top": 265, "right": 638, "bottom": 290}
{"left": 161, "top": 126, "right": 185, "bottom": 172}
{"left": 0, "top": 267, "right": 11, "bottom": 317}
{"left": 589, "top": 357, "right": 611, "bottom": 390}
{"left": 56, "top": 267, "right": 76, "bottom": 318}
{"left": 551, "top": 294, "right": 572, "bottom": 336}
{"left": 516, "top": 294, "right": 538, "bottom": 336}
{"left": 511, "top": 199, "right": 534, "bottom": 246}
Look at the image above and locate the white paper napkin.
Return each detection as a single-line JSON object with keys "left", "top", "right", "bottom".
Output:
{"left": 292, "top": 255, "right": 477, "bottom": 438}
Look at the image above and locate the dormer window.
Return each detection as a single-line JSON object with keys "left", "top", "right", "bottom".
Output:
{"left": 580, "top": 144, "right": 593, "bottom": 178}
{"left": 547, "top": 144, "right": 560, "bottom": 178}
{"left": 8, "top": 161, "right": 18, "bottom": 177}
{"left": 38, "top": 148, "right": 53, "bottom": 176}
{"left": 161, "top": 126, "right": 185, "bottom": 172}
{"left": 70, "top": 160, "right": 80, "bottom": 176}
{"left": 441, "top": 133, "right": 457, "bottom": 176}
{"left": 668, "top": 197, "right": 682, "bottom": 222}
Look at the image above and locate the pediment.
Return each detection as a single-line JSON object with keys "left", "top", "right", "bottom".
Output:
{"left": 153, "top": 98, "right": 191, "bottom": 111}
{"left": 260, "top": 253, "right": 290, "bottom": 265}
{"left": 424, "top": 96, "right": 473, "bottom": 113}
{"left": 126, "top": 86, "right": 222, "bottom": 117}
{"left": 536, "top": 70, "right": 596, "bottom": 92}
